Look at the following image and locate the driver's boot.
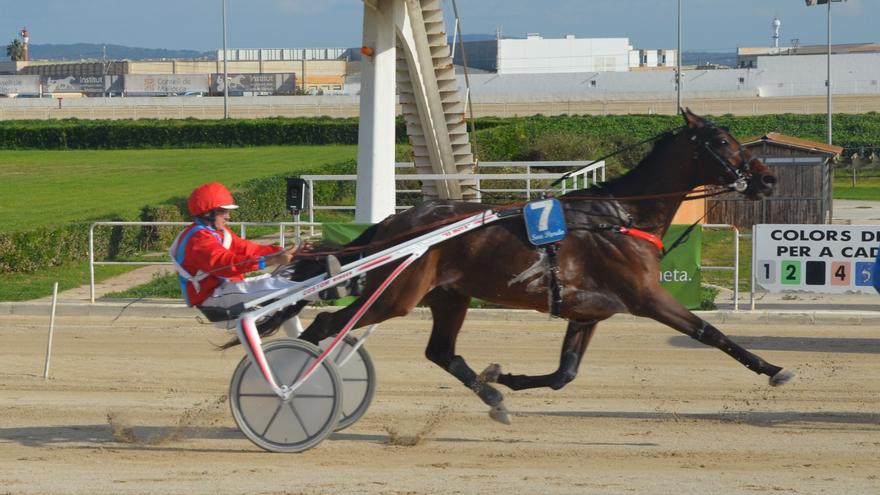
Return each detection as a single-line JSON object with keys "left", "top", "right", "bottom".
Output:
{"left": 319, "top": 255, "right": 349, "bottom": 300}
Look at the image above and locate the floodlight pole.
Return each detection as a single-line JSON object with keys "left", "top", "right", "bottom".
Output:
{"left": 825, "top": 0, "right": 832, "bottom": 145}
{"left": 676, "top": 0, "right": 682, "bottom": 112}
{"left": 222, "top": 0, "right": 229, "bottom": 119}
{"left": 808, "top": 0, "right": 837, "bottom": 145}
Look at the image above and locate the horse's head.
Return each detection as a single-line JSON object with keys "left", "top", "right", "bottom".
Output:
{"left": 682, "top": 108, "right": 776, "bottom": 199}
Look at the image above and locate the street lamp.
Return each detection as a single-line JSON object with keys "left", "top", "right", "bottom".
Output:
{"left": 805, "top": 0, "right": 846, "bottom": 145}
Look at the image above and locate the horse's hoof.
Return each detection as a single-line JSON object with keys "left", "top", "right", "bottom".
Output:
{"left": 478, "top": 363, "right": 502, "bottom": 384}
{"left": 769, "top": 369, "right": 795, "bottom": 387}
{"left": 488, "top": 403, "right": 512, "bottom": 425}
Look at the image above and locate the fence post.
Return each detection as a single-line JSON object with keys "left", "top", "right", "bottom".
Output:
{"left": 733, "top": 226, "right": 740, "bottom": 311}
{"left": 43, "top": 281, "right": 59, "bottom": 380}
{"left": 750, "top": 224, "right": 756, "bottom": 311}
{"left": 308, "top": 180, "right": 315, "bottom": 236}
{"left": 89, "top": 223, "right": 96, "bottom": 304}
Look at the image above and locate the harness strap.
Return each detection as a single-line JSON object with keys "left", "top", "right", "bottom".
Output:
{"left": 544, "top": 242, "right": 563, "bottom": 318}
{"left": 618, "top": 226, "right": 664, "bottom": 252}
{"left": 168, "top": 221, "right": 231, "bottom": 305}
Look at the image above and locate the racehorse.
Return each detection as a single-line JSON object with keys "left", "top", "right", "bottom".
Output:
{"left": 252, "top": 109, "right": 793, "bottom": 424}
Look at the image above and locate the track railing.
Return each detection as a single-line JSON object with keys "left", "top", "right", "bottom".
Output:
{"left": 88, "top": 220, "right": 319, "bottom": 303}
{"left": 700, "top": 224, "right": 741, "bottom": 311}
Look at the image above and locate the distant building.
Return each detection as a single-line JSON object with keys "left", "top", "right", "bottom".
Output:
{"left": 737, "top": 42, "right": 880, "bottom": 68}
{"left": 454, "top": 34, "right": 674, "bottom": 74}
{"left": 454, "top": 33, "right": 652, "bottom": 74}
{"left": 2, "top": 47, "right": 350, "bottom": 95}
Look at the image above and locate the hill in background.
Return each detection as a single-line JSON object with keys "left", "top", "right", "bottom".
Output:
{"left": 26, "top": 43, "right": 213, "bottom": 61}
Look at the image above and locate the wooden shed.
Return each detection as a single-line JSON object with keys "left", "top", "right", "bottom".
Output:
{"left": 706, "top": 133, "right": 843, "bottom": 228}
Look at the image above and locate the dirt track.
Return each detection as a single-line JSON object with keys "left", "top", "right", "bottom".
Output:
{"left": 1, "top": 314, "right": 879, "bottom": 494}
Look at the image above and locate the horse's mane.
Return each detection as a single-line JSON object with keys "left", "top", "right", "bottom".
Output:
{"left": 593, "top": 130, "right": 680, "bottom": 193}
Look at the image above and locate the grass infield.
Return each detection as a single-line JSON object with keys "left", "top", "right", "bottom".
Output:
{"left": 0, "top": 145, "right": 356, "bottom": 232}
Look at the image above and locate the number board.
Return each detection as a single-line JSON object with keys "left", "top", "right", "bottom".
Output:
{"left": 524, "top": 198, "right": 567, "bottom": 246}
{"left": 753, "top": 224, "right": 880, "bottom": 294}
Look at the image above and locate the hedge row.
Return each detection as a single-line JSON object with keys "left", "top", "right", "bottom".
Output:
{"left": 0, "top": 118, "right": 407, "bottom": 149}
{"left": 1, "top": 113, "right": 877, "bottom": 155}
{"left": 472, "top": 113, "right": 880, "bottom": 163}
{"left": 0, "top": 160, "right": 357, "bottom": 274}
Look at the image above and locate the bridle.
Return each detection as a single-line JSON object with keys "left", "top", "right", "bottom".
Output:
{"left": 687, "top": 123, "right": 758, "bottom": 194}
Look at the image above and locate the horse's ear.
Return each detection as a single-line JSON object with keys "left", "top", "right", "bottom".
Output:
{"left": 682, "top": 107, "right": 703, "bottom": 129}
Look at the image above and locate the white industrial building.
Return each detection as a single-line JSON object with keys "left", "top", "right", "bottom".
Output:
{"left": 454, "top": 34, "right": 675, "bottom": 74}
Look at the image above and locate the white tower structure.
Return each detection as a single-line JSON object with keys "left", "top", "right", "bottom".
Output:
{"left": 772, "top": 17, "right": 781, "bottom": 49}
{"left": 356, "top": 0, "right": 476, "bottom": 223}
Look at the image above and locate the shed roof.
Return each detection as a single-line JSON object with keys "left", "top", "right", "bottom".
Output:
{"left": 742, "top": 132, "right": 843, "bottom": 157}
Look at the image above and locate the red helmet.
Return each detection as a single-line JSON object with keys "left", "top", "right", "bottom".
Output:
{"left": 188, "top": 183, "right": 239, "bottom": 216}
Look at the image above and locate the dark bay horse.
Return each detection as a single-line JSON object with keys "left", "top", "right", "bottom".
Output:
{"left": 290, "top": 109, "right": 792, "bottom": 423}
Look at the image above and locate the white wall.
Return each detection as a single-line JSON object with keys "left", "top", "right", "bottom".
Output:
{"left": 496, "top": 36, "right": 630, "bottom": 74}
{"left": 756, "top": 53, "right": 880, "bottom": 97}
{"left": 457, "top": 69, "right": 758, "bottom": 102}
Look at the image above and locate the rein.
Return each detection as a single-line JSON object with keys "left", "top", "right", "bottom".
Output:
{"left": 549, "top": 125, "right": 686, "bottom": 190}
{"left": 299, "top": 182, "right": 736, "bottom": 259}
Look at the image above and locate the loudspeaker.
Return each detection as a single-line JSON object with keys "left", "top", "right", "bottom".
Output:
{"left": 285, "top": 178, "right": 308, "bottom": 213}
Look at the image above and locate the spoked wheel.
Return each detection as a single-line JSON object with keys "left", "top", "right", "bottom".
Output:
{"left": 229, "top": 339, "right": 342, "bottom": 453}
{"left": 319, "top": 335, "right": 377, "bottom": 431}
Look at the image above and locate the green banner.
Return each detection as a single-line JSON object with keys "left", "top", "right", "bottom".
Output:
{"left": 322, "top": 223, "right": 373, "bottom": 245}
{"left": 659, "top": 224, "right": 702, "bottom": 310}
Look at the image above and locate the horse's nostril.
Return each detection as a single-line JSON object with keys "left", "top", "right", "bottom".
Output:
{"left": 762, "top": 175, "right": 777, "bottom": 186}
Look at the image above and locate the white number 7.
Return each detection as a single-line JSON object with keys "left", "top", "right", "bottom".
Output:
{"left": 529, "top": 200, "right": 554, "bottom": 231}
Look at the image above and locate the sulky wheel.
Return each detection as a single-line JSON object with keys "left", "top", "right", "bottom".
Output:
{"left": 229, "top": 339, "right": 342, "bottom": 453}
{"left": 319, "top": 335, "right": 377, "bottom": 431}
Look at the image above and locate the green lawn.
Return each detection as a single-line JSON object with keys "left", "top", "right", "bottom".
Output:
{"left": 0, "top": 261, "right": 134, "bottom": 301}
{"left": 833, "top": 177, "right": 880, "bottom": 200}
{"left": 0, "top": 145, "right": 356, "bottom": 232}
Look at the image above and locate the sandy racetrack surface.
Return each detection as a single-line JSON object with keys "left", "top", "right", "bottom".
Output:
{"left": 1, "top": 313, "right": 879, "bottom": 494}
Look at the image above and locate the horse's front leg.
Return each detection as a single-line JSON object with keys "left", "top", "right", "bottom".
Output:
{"left": 489, "top": 320, "right": 598, "bottom": 391}
{"left": 632, "top": 286, "right": 794, "bottom": 386}
{"left": 423, "top": 288, "right": 511, "bottom": 424}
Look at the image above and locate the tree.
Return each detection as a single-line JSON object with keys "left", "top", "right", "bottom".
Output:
{"left": 6, "top": 39, "right": 24, "bottom": 61}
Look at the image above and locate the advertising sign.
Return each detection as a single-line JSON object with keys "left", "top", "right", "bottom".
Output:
{"left": 124, "top": 74, "right": 209, "bottom": 95}
{"left": 0, "top": 75, "right": 40, "bottom": 95}
{"left": 753, "top": 224, "right": 879, "bottom": 293}
{"left": 43, "top": 75, "right": 106, "bottom": 95}
{"left": 659, "top": 225, "right": 702, "bottom": 309}
{"left": 211, "top": 73, "right": 296, "bottom": 94}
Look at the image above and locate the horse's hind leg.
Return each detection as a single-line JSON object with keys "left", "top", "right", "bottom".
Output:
{"left": 634, "top": 289, "right": 794, "bottom": 386}
{"left": 492, "top": 319, "right": 599, "bottom": 391}
{"left": 423, "top": 288, "right": 511, "bottom": 425}
{"left": 300, "top": 261, "right": 436, "bottom": 345}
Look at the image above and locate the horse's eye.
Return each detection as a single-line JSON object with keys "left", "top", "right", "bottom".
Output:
{"left": 720, "top": 139, "right": 729, "bottom": 146}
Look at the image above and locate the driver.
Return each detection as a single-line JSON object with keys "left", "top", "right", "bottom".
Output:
{"left": 170, "top": 182, "right": 344, "bottom": 314}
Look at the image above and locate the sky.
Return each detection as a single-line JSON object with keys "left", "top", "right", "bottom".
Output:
{"left": 0, "top": 0, "right": 876, "bottom": 54}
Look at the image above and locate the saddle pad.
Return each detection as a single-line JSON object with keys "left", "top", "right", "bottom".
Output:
{"left": 524, "top": 198, "right": 567, "bottom": 246}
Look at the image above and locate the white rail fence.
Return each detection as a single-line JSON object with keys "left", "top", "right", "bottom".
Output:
{"left": 88, "top": 220, "right": 318, "bottom": 303}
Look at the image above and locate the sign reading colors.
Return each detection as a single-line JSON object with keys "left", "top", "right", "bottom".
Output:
{"left": 753, "top": 224, "right": 879, "bottom": 294}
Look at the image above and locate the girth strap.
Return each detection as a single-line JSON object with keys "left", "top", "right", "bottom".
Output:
{"left": 544, "top": 242, "right": 563, "bottom": 318}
